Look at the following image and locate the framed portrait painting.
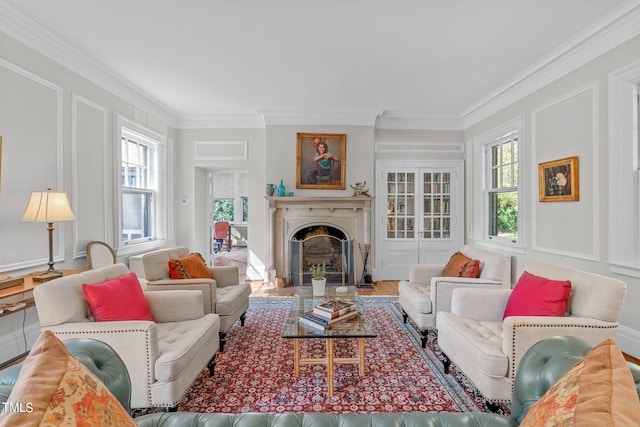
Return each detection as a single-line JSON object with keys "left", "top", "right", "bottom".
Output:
{"left": 296, "top": 132, "right": 346, "bottom": 190}
{"left": 538, "top": 156, "right": 579, "bottom": 202}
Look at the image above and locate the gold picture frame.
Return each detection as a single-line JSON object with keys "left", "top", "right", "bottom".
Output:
{"left": 296, "top": 132, "right": 346, "bottom": 190}
{"left": 538, "top": 156, "right": 579, "bottom": 202}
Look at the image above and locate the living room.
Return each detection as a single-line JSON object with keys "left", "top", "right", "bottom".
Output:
{"left": 2, "top": 1, "right": 640, "bottom": 420}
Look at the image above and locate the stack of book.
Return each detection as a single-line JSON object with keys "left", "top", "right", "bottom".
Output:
{"left": 298, "top": 298, "right": 358, "bottom": 331}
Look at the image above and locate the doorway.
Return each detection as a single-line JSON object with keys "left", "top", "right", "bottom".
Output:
{"left": 208, "top": 170, "right": 249, "bottom": 279}
{"left": 375, "top": 160, "right": 464, "bottom": 280}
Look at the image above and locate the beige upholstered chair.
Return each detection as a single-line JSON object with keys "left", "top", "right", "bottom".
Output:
{"left": 86, "top": 240, "right": 116, "bottom": 269}
{"left": 33, "top": 264, "right": 220, "bottom": 409}
{"left": 398, "top": 245, "right": 511, "bottom": 347}
{"left": 139, "top": 246, "right": 251, "bottom": 351}
{"left": 437, "top": 261, "right": 627, "bottom": 404}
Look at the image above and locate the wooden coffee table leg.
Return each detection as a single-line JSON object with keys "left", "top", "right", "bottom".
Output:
{"left": 326, "top": 338, "right": 334, "bottom": 397}
{"left": 293, "top": 338, "right": 300, "bottom": 377}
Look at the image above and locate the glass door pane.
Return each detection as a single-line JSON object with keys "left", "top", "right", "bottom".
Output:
{"left": 386, "top": 171, "right": 416, "bottom": 239}
{"left": 422, "top": 172, "right": 451, "bottom": 240}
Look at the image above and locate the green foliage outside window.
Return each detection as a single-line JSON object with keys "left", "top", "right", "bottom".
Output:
{"left": 495, "top": 192, "right": 518, "bottom": 239}
{"left": 213, "top": 199, "right": 234, "bottom": 222}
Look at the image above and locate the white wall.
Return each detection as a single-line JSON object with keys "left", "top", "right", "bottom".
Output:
{"left": 0, "top": 32, "right": 176, "bottom": 363}
{"left": 464, "top": 34, "right": 640, "bottom": 356}
{"left": 176, "top": 128, "right": 267, "bottom": 279}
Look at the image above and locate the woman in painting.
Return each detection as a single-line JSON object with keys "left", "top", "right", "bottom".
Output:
{"left": 303, "top": 138, "right": 340, "bottom": 184}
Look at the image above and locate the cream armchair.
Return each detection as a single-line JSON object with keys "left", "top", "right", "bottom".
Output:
{"left": 398, "top": 245, "right": 511, "bottom": 347}
{"left": 33, "top": 264, "right": 220, "bottom": 409}
{"left": 437, "top": 261, "right": 627, "bottom": 404}
{"left": 139, "top": 246, "right": 251, "bottom": 351}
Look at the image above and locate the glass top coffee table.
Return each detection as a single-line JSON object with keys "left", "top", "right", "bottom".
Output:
{"left": 282, "top": 286, "right": 377, "bottom": 397}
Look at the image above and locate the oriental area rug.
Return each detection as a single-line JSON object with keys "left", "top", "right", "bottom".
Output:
{"left": 136, "top": 296, "right": 510, "bottom": 416}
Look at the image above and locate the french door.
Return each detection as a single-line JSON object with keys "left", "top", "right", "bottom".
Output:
{"left": 375, "top": 160, "right": 464, "bottom": 280}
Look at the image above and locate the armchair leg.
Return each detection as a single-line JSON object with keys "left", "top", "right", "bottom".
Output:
{"left": 240, "top": 312, "right": 246, "bottom": 326}
{"left": 219, "top": 332, "right": 227, "bottom": 352}
{"left": 442, "top": 355, "right": 451, "bottom": 374}
{"left": 208, "top": 356, "right": 217, "bottom": 376}
{"left": 420, "top": 330, "right": 429, "bottom": 348}
{"left": 402, "top": 310, "right": 408, "bottom": 323}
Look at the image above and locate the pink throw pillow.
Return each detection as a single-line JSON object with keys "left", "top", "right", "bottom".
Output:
{"left": 503, "top": 271, "right": 571, "bottom": 320}
{"left": 83, "top": 272, "right": 154, "bottom": 322}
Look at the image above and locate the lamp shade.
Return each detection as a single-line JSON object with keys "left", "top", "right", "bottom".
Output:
{"left": 22, "top": 189, "right": 75, "bottom": 223}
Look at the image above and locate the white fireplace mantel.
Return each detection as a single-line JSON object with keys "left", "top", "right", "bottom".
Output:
{"left": 266, "top": 196, "right": 373, "bottom": 284}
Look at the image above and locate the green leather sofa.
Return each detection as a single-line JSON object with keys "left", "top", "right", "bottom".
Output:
{"left": 1, "top": 336, "right": 639, "bottom": 426}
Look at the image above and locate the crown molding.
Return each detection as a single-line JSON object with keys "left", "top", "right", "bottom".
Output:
{"left": 461, "top": 0, "right": 640, "bottom": 128}
{"left": 178, "top": 112, "right": 265, "bottom": 129}
{"left": 260, "top": 109, "right": 383, "bottom": 126}
{"left": 0, "top": 0, "right": 179, "bottom": 128}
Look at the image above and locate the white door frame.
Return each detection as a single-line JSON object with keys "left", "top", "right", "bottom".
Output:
{"left": 374, "top": 159, "right": 464, "bottom": 280}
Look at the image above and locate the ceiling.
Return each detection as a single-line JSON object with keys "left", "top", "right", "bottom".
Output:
{"left": 3, "top": 0, "right": 636, "bottom": 127}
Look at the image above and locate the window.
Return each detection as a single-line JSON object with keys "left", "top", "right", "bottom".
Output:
{"left": 608, "top": 65, "right": 640, "bottom": 276}
{"left": 487, "top": 133, "right": 519, "bottom": 241}
{"left": 116, "top": 115, "right": 167, "bottom": 250}
{"left": 471, "top": 117, "right": 523, "bottom": 248}
{"left": 213, "top": 199, "right": 234, "bottom": 222}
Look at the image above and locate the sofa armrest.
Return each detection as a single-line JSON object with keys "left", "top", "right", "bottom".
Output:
{"left": 146, "top": 278, "right": 217, "bottom": 313}
{"left": 407, "top": 264, "right": 445, "bottom": 284}
{"left": 210, "top": 266, "right": 240, "bottom": 287}
{"left": 145, "top": 290, "right": 205, "bottom": 322}
{"left": 450, "top": 288, "right": 512, "bottom": 321}
{"left": 44, "top": 321, "right": 160, "bottom": 406}
{"left": 504, "top": 316, "right": 620, "bottom": 380}
{"left": 431, "top": 277, "right": 503, "bottom": 325}
{"left": 147, "top": 278, "right": 216, "bottom": 286}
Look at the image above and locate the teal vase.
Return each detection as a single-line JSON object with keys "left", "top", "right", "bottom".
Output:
{"left": 277, "top": 180, "right": 286, "bottom": 197}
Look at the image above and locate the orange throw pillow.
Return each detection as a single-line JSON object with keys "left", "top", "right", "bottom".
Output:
{"left": 3, "top": 331, "right": 136, "bottom": 426}
{"left": 520, "top": 338, "right": 640, "bottom": 427}
{"left": 441, "top": 251, "right": 481, "bottom": 278}
{"left": 168, "top": 252, "right": 212, "bottom": 279}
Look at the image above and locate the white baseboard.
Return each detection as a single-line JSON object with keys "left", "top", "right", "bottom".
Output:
{"left": 617, "top": 325, "right": 640, "bottom": 359}
{"left": 0, "top": 323, "right": 41, "bottom": 365}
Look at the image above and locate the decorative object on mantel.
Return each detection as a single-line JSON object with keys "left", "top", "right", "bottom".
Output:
{"left": 265, "top": 183, "right": 276, "bottom": 196}
{"left": 358, "top": 243, "right": 373, "bottom": 287}
{"left": 538, "top": 156, "right": 579, "bottom": 202}
{"left": 350, "top": 181, "right": 370, "bottom": 197}
{"left": 296, "top": 132, "right": 346, "bottom": 190}
{"left": 21, "top": 188, "right": 76, "bottom": 282}
{"left": 277, "top": 180, "right": 286, "bottom": 197}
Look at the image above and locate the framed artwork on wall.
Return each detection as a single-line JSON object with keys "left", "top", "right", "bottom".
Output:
{"left": 296, "top": 132, "right": 346, "bottom": 190}
{"left": 538, "top": 156, "right": 579, "bottom": 202}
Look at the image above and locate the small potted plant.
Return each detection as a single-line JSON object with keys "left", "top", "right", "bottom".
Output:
{"left": 309, "top": 263, "right": 326, "bottom": 296}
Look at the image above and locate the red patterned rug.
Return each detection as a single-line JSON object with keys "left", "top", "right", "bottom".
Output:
{"left": 149, "top": 296, "right": 510, "bottom": 416}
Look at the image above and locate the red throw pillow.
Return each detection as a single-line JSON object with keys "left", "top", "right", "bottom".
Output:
{"left": 441, "top": 251, "right": 481, "bottom": 278}
{"left": 168, "top": 253, "right": 212, "bottom": 279}
{"left": 82, "top": 272, "right": 154, "bottom": 322}
{"left": 503, "top": 271, "right": 572, "bottom": 320}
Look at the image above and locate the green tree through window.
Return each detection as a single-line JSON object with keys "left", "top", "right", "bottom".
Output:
{"left": 213, "top": 199, "right": 234, "bottom": 222}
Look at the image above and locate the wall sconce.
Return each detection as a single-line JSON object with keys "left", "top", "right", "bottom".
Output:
{"left": 21, "top": 188, "right": 75, "bottom": 282}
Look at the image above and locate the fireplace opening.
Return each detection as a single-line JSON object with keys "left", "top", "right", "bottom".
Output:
{"left": 289, "top": 225, "right": 354, "bottom": 286}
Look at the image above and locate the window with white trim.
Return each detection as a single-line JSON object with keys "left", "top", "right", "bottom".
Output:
{"left": 608, "top": 64, "right": 640, "bottom": 276}
{"left": 473, "top": 117, "right": 523, "bottom": 248}
{"left": 487, "top": 133, "right": 519, "bottom": 242}
{"left": 116, "top": 116, "right": 167, "bottom": 249}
